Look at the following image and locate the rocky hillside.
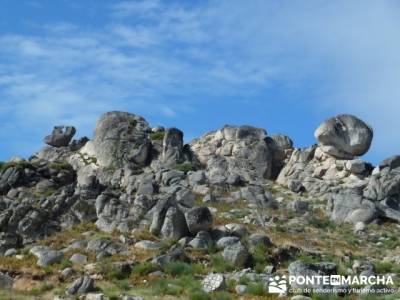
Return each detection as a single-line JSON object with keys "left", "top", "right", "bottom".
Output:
{"left": 0, "top": 111, "right": 399, "bottom": 300}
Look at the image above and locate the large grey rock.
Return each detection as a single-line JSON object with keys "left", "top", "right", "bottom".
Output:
{"left": 185, "top": 206, "right": 213, "bottom": 235}
{"left": 248, "top": 234, "right": 272, "bottom": 249}
{"left": 222, "top": 242, "right": 249, "bottom": 267}
{"left": 162, "top": 128, "right": 184, "bottom": 166}
{"left": 289, "top": 199, "right": 310, "bottom": 215}
{"left": 378, "top": 155, "right": 400, "bottom": 171}
{"left": 86, "top": 238, "right": 122, "bottom": 256}
{"left": 91, "top": 111, "right": 151, "bottom": 169}
{"left": 0, "top": 166, "right": 25, "bottom": 193}
{"left": 151, "top": 245, "right": 189, "bottom": 267}
{"left": 0, "top": 273, "right": 13, "bottom": 289}
{"left": 270, "top": 134, "right": 293, "bottom": 151}
{"left": 345, "top": 159, "right": 367, "bottom": 174}
{"left": 95, "top": 192, "right": 133, "bottom": 233}
{"left": 216, "top": 236, "right": 240, "bottom": 250}
{"left": 327, "top": 192, "right": 378, "bottom": 224}
{"left": 0, "top": 233, "right": 21, "bottom": 255}
{"left": 160, "top": 206, "right": 189, "bottom": 240}
{"left": 44, "top": 126, "right": 76, "bottom": 147}
{"left": 315, "top": 114, "right": 373, "bottom": 159}
{"left": 288, "top": 260, "right": 337, "bottom": 290}
{"left": 30, "top": 246, "right": 64, "bottom": 267}
{"left": 364, "top": 168, "right": 400, "bottom": 202}
{"left": 363, "top": 167, "right": 400, "bottom": 222}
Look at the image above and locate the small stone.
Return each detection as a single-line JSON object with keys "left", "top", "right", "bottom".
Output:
{"left": 4, "top": 248, "right": 17, "bottom": 257}
{"left": 85, "top": 293, "right": 107, "bottom": 300}
{"left": 224, "top": 223, "right": 248, "bottom": 238}
{"left": 134, "top": 240, "right": 161, "bottom": 250}
{"left": 291, "top": 296, "right": 312, "bottom": 300}
{"left": 70, "top": 253, "right": 88, "bottom": 264}
{"left": 121, "top": 296, "right": 144, "bottom": 300}
{"left": 288, "top": 180, "right": 305, "bottom": 193}
{"left": 202, "top": 273, "right": 225, "bottom": 292}
{"left": 354, "top": 222, "right": 366, "bottom": 233}
{"left": 61, "top": 267, "right": 75, "bottom": 278}
{"left": 264, "top": 265, "right": 276, "bottom": 274}
{"left": 235, "top": 284, "right": 247, "bottom": 294}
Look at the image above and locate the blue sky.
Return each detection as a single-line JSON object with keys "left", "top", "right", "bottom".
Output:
{"left": 1, "top": 0, "right": 400, "bottom": 164}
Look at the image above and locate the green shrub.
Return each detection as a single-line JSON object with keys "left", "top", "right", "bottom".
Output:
{"left": 164, "top": 261, "right": 205, "bottom": 277}
{"left": 29, "top": 282, "right": 54, "bottom": 296}
{"left": 149, "top": 131, "right": 165, "bottom": 141}
{"left": 189, "top": 290, "right": 211, "bottom": 300}
{"left": 114, "top": 279, "right": 132, "bottom": 290}
{"left": 308, "top": 217, "right": 335, "bottom": 230}
{"left": 173, "top": 163, "right": 194, "bottom": 173}
{"left": 49, "top": 161, "right": 73, "bottom": 170}
{"left": 247, "top": 282, "right": 265, "bottom": 296}
{"left": 250, "top": 244, "right": 270, "bottom": 273}
{"left": 0, "top": 161, "right": 35, "bottom": 171}
{"left": 211, "top": 255, "right": 235, "bottom": 273}
{"left": 58, "top": 259, "right": 72, "bottom": 270}
{"left": 374, "top": 261, "right": 394, "bottom": 274}
{"left": 152, "top": 278, "right": 184, "bottom": 296}
{"left": 106, "top": 266, "right": 131, "bottom": 281}
{"left": 213, "top": 291, "right": 233, "bottom": 300}
{"left": 296, "top": 252, "right": 320, "bottom": 264}
{"left": 132, "top": 262, "right": 158, "bottom": 276}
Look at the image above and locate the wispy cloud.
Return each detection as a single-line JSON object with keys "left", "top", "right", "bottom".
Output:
{"left": 0, "top": 0, "right": 400, "bottom": 161}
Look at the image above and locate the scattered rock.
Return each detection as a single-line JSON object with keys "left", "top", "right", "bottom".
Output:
{"left": 216, "top": 236, "right": 240, "bottom": 250}
{"left": 222, "top": 242, "right": 249, "bottom": 267}
{"left": 134, "top": 240, "right": 161, "bottom": 250}
{"left": 235, "top": 284, "right": 247, "bottom": 295}
{"left": 289, "top": 200, "right": 310, "bottom": 215}
{"left": 66, "top": 276, "right": 95, "bottom": 295}
{"left": 248, "top": 234, "right": 272, "bottom": 249}
{"left": 202, "top": 273, "right": 225, "bottom": 292}
{"left": 0, "top": 273, "right": 13, "bottom": 289}
{"left": 185, "top": 206, "right": 213, "bottom": 235}
{"left": 85, "top": 293, "right": 108, "bottom": 300}
{"left": 30, "top": 246, "right": 64, "bottom": 267}
{"left": 70, "top": 253, "right": 88, "bottom": 264}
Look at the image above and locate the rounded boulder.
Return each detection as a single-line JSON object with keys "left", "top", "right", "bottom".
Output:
{"left": 184, "top": 206, "right": 213, "bottom": 235}
{"left": 314, "top": 114, "right": 373, "bottom": 159}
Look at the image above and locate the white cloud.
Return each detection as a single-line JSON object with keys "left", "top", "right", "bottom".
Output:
{"left": 1, "top": 0, "right": 400, "bottom": 161}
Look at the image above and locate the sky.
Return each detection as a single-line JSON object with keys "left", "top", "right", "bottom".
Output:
{"left": 1, "top": 0, "right": 400, "bottom": 164}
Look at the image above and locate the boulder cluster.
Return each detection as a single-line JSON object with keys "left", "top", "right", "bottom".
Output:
{"left": 0, "top": 111, "right": 399, "bottom": 299}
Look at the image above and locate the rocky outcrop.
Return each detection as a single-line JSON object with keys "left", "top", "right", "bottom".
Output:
{"left": 190, "top": 125, "right": 291, "bottom": 183}
{"left": 1, "top": 110, "right": 400, "bottom": 299}
{"left": 90, "top": 111, "right": 152, "bottom": 169}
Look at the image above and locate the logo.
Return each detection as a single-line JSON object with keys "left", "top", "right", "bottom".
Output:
{"left": 330, "top": 275, "right": 341, "bottom": 286}
{"left": 268, "top": 275, "right": 288, "bottom": 294}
